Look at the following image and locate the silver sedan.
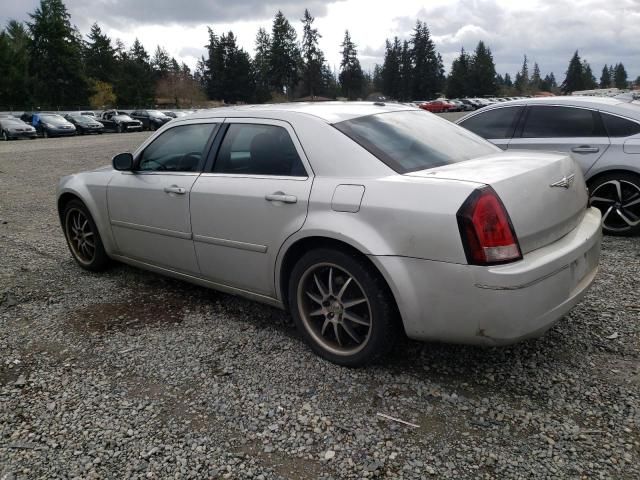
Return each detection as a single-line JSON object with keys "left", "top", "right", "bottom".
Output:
{"left": 456, "top": 96, "right": 640, "bottom": 235}
{"left": 57, "top": 103, "right": 602, "bottom": 366}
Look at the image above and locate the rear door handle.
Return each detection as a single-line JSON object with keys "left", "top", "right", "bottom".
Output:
{"left": 164, "top": 186, "right": 186, "bottom": 195}
{"left": 265, "top": 193, "right": 297, "bottom": 204}
{"left": 571, "top": 146, "right": 599, "bottom": 154}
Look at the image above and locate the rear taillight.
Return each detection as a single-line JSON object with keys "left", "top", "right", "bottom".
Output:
{"left": 457, "top": 187, "right": 522, "bottom": 265}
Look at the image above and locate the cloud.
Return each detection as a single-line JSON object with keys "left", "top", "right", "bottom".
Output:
{"left": 389, "top": 0, "right": 640, "bottom": 79}
{"left": 65, "top": 0, "right": 345, "bottom": 30}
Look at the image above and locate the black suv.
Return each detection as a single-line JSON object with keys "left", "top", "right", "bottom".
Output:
{"left": 130, "top": 110, "right": 172, "bottom": 131}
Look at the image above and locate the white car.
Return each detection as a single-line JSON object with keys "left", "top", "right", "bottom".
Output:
{"left": 57, "top": 103, "right": 601, "bottom": 366}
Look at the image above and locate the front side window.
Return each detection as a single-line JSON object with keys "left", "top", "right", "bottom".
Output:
{"left": 334, "top": 110, "right": 499, "bottom": 173}
{"left": 138, "top": 124, "right": 216, "bottom": 172}
{"left": 459, "top": 106, "right": 523, "bottom": 139}
{"left": 213, "top": 124, "right": 306, "bottom": 176}
{"left": 601, "top": 112, "right": 640, "bottom": 137}
{"left": 522, "top": 106, "right": 604, "bottom": 138}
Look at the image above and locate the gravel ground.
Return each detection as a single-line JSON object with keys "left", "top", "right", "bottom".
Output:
{"left": 0, "top": 133, "right": 639, "bottom": 479}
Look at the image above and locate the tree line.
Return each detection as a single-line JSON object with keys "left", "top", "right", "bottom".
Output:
{"left": 0, "top": 0, "right": 637, "bottom": 110}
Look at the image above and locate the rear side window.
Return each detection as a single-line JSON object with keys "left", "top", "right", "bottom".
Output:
{"left": 334, "top": 110, "right": 499, "bottom": 173}
{"left": 213, "top": 124, "right": 306, "bottom": 176}
{"left": 522, "top": 106, "right": 604, "bottom": 138}
{"left": 601, "top": 112, "right": 640, "bottom": 137}
{"left": 459, "top": 106, "right": 523, "bottom": 139}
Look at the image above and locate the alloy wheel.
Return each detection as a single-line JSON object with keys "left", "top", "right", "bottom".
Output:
{"left": 297, "top": 263, "right": 372, "bottom": 356}
{"left": 65, "top": 208, "right": 96, "bottom": 265}
{"left": 590, "top": 179, "right": 640, "bottom": 233}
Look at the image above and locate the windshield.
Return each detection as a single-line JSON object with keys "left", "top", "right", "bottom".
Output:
{"left": 40, "top": 114, "right": 68, "bottom": 125}
{"left": 334, "top": 110, "right": 499, "bottom": 173}
{"left": 69, "top": 115, "right": 90, "bottom": 122}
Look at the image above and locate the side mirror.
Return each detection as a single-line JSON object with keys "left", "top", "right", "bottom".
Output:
{"left": 113, "top": 152, "right": 134, "bottom": 171}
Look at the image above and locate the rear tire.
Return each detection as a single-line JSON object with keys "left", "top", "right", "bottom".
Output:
{"left": 589, "top": 172, "right": 640, "bottom": 236}
{"left": 62, "top": 199, "right": 110, "bottom": 271}
{"left": 288, "top": 248, "right": 398, "bottom": 367}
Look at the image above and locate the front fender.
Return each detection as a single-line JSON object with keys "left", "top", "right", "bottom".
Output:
{"left": 57, "top": 171, "right": 116, "bottom": 255}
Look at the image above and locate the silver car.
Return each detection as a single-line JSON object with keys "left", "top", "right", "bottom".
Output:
{"left": 456, "top": 96, "right": 640, "bottom": 235}
{"left": 57, "top": 103, "right": 602, "bottom": 366}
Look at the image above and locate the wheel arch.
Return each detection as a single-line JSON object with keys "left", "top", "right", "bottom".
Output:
{"left": 276, "top": 235, "right": 404, "bottom": 333}
{"left": 585, "top": 168, "right": 640, "bottom": 188}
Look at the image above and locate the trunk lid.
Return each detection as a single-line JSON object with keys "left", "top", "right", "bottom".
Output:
{"left": 406, "top": 151, "right": 588, "bottom": 253}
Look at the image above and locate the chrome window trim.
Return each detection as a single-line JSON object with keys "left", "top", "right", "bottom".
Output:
{"left": 198, "top": 172, "right": 308, "bottom": 181}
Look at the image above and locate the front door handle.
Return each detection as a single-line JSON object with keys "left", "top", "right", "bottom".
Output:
{"left": 265, "top": 192, "right": 297, "bottom": 204}
{"left": 164, "top": 185, "right": 186, "bottom": 195}
{"left": 571, "top": 145, "right": 599, "bottom": 154}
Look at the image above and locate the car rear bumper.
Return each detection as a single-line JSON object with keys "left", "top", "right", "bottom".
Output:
{"left": 373, "top": 207, "right": 602, "bottom": 345}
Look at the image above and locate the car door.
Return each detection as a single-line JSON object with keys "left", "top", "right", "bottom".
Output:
{"left": 190, "top": 119, "right": 313, "bottom": 296}
{"left": 507, "top": 105, "right": 610, "bottom": 173}
{"left": 457, "top": 105, "right": 524, "bottom": 149}
{"left": 107, "top": 121, "right": 220, "bottom": 273}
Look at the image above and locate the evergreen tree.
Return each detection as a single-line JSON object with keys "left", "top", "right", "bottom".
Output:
{"left": 582, "top": 60, "right": 596, "bottom": 89}
{"left": 338, "top": 30, "right": 364, "bottom": 100}
{"left": 411, "top": 21, "right": 442, "bottom": 99}
{"left": 514, "top": 55, "right": 529, "bottom": 93}
{"left": 202, "top": 29, "right": 255, "bottom": 103}
{"left": 530, "top": 62, "right": 541, "bottom": 91}
{"left": 372, "top": 64, "right": 383, "bottom": 92}
{"left": 27, "top": 0, "right": 87, "bottom": 106}
{"left": 381, "top": 38, "right": 401, "bottom": 99}
{"left": 0, "top": 21, "right": 31, "bottom": 106}
{"left": 300, "top": 9, "right": 325, "bottom": 98}
{"left": 540, "top": 72, "right": 557, "bottom": 91}
{"left": 469, "top": 41, "right": 497, "bottom": 96}
{"left": 600, "top": 64, "right": 611, "bottom": 88}
{"left": 151, "top": 46, "right": 172, "bottom": 77}
{"left": 84, "top": 23, "right": 117, "bottom": 83}
{"left": 253, "top": 27, "right": 272, "bottom": 102}
{"left": 446, "top": 47, "right": 470, "bottom": 98}
{"left": 504, "top": 72, "right": 513, "bottom": 87}
{"left": 613, "top": 63, "right": 628, "bottom": 89}
{"left": 268, "top": 11, "right": 300, "bottom": 98}
{"left": 561, "top": 51, "right": 585, "bottom": 93}
{"left": 399, "top": 40, "right": 412, "bottom": 101}
{"left": 114, "top": 39, "right": 154, "bottom": 106}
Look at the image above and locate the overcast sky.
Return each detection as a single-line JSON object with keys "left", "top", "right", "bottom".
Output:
{"left": 2, "top": 0, "right": 639, "bottom": 82}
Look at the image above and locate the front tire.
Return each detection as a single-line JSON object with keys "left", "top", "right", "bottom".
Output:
{"left": 62, "top": 200, "right": 110, "bottom": 271}
{"left": 589, "top": 172, "right": 640, "bottom": 236}
{"left": 288, "top": 248, "right": 398, "bottom": 367}
{"left": 117, "top": 123, "right": 123, "bottom": 133}
{"left": 43, "top": 129, "right": 49, "bottom": 138}
{"left": 2, "top": 130, "right": 8, "bottom": 141}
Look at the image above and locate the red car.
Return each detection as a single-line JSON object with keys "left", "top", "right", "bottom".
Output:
{"left": 419, "top": 100, "right": 454, "bottom": 113}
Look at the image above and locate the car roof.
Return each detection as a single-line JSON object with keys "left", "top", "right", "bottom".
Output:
{"left": 458, "top": 96, "right": 640, "bottom": 121}
{"left": 184, "top": 101, "right": 416, "bottom": 124}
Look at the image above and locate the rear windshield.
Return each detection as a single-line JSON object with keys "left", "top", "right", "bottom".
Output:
{"left": 334, "top": 110, "right": 498, "bottom": 173}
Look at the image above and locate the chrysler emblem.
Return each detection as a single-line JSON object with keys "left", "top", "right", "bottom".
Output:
{"left": 550, "top": 174, "right": 575, "bottom": 189}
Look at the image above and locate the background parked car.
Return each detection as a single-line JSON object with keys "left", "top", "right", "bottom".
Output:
{"left": 99, "top": 110, "right": 143, "bottom": 133}
{"left": 419, "top": 100, "right": 453, "bottom": 113}
{"left": 130, "top": 109, "right": 172, "bottom": 131}
{"left": 163, "top": 111, "right": 188, "bottom": 119}
{"left": 456, "top": 96, "right": 640, "bottom": 235}
{"left": 64, "top": 114, "right": 104, "bottom": 134}
{"left": 0, "top": 115, "right": 37, "bottom": 140}
{"left": 29, "top": 113, "right": 76, "bottom": 138}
